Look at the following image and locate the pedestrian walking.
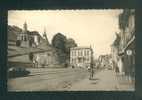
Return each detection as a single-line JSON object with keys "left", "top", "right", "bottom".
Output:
{"left": 89, "top": 63, "right": 94, "bottom": 80}
{"left": 29, "top": 52, "right": 34, "bottom": 62}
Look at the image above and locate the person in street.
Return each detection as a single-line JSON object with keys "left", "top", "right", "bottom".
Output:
{"left": 33, "top": 55, "right": 38, "bottom": 68}
{"left": 72, "top": 65, "right": 75, "bottom": 68}
{"left": 29, "top": 52, "right": 35, "bottom": 67}
{"left": 115, "top": 66, "right": 119, "bottom": 76}
{"left": 29, "top": 52, "right": 34, "bottom": 62}
{"left": 89, "top": 63, "right": 94, "bottom": 80}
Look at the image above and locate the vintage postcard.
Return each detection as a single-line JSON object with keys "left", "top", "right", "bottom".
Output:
{"left": 7, "top": 9, "right": 135, "bottom": 91}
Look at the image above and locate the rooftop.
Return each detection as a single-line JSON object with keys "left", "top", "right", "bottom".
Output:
{"left": 70, "top": 46, "right": 92, "bottom": 50}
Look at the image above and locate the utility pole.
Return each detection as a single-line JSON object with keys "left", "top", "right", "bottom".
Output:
{"left": 89, "top": 46, "right": 94, "bottom": 80}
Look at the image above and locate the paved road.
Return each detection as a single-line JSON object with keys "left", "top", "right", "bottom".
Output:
{"left": 8, "top": 68, "right": 134, "bottom": 91}
{"left": 8, "top": 68, "right": 89, "bottom": 91}
{"left": 69, "top": 69, "right": 134, "bottom": 91}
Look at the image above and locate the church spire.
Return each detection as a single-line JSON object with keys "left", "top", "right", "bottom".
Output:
{"left": 43, "top": 27, "right": 47, "bottom": 39}
{"left": 43, "top": 27, "right": 49, "bottom": 44}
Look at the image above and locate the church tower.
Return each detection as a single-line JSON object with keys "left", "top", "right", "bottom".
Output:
{"left": 43, "top": 27, "right": 49, "bottom": 44}
{"left": 19, "top": 21, "right": 29, "bottom": 47}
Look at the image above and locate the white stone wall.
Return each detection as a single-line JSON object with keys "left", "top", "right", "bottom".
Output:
{"left": 34, "top": 52, "right": 58, "bottom": 68}
{"left": 34, "top": 35, "right": 39, "bottom": 46}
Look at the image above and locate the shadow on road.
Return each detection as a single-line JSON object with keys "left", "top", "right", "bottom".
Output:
{"left": 90, "top": 78, "right": 100, "bottom": 85}
{"left": 89, "top": 78, "right": 99, "bottom": 81}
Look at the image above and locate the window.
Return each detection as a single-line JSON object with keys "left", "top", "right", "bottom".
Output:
{"left": 21, "top": 35, "right": 24, "bottom": 40}
{"left": 73, "top": 51, "right": 75, "bottom": 56}
{"left": 24, "top": 36, "right": 27, "bottom": 41}
{"left": 80, "top": 51, "right": 83, "bottom": 56}
{"left": 87, "top": 50, "right": 89, "bottom": 55}
{"left": 78, "top": 58, "right": 81, "bottom": 63}
{"left": 85, "top": 50, "right": 87, "bottom": 56}
{"left": 71, "top": 59, "right": 73, "bottom": 63}
{"left": 79, "top": 51, "right": 81, "bottom": 56}
{"left": 87, "top": 58, "right": 90, "bottom": 62}
{"left": 77, "top": 51, "right": 79, "bottom": 56}
{"left": 71, "top": 51, "right": 73, "bottom": 56}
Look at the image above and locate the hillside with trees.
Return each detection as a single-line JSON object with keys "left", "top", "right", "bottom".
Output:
{"left": 8, "top": 25, "right": 78, "bottom": 67}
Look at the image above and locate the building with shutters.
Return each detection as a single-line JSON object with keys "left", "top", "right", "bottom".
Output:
{"left": 70, "top": 47, "right": 93, "bottom": 68}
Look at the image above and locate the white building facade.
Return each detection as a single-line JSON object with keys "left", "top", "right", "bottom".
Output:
{"left": 70, "top": 47, "right": 93, "bottom": 68}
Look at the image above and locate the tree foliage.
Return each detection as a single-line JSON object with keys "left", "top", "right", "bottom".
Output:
{"left": 65, "top": 38, "right": 77, "bottom": 54}
{"left": 52, "top": 33, "right": 67, "bottom": 52}
{"left": 52, "top": 33, "right": 77, "bottom": 54}
{"left": 52, "top": 33, "right": 77, "bottom": 64}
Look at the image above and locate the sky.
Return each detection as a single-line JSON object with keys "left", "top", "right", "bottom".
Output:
{"left": 8, "top": 9, "right": 123, "bottom": 58}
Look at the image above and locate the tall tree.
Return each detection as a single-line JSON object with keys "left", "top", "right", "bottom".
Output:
{"left": 52, "top": 33, "right": 67, "bottom": 63}
{"left": 52, "top": 33, "right": 67, "bottom": 52}
{"left": 65, "top": 38, "right": 77, "bottom": 54}
{"left": 52, "top": 33, "right": 78, "bottom": 64}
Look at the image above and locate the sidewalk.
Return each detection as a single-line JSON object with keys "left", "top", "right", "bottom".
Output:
{"left": 69, "top": 69, "right": 134, "bottom": 91}
{"left": 116, "top": 74, "right": 135, "bottom": 91}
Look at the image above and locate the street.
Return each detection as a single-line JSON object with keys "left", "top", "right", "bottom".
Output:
{"left": 8, "top": 67, "right": 134, "bottom": 91}
{"left": 69, "top": 69, "right": 134, "bottom": 91}
{"left": 8, "top": 67, "right": 89, "bottom": 91}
